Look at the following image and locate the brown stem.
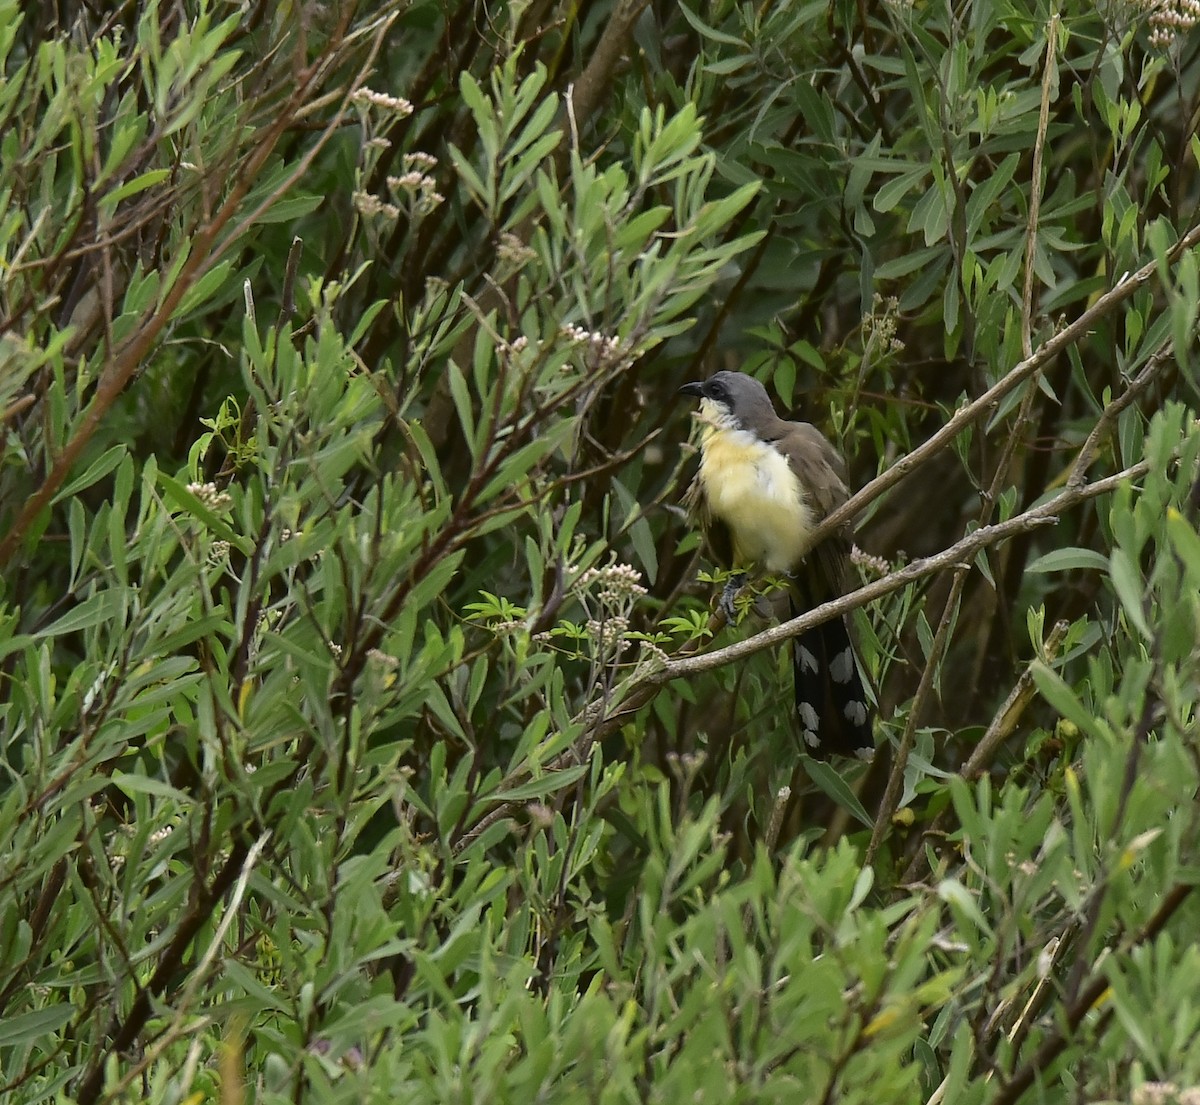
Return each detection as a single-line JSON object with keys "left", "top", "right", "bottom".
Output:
{"left": 1021, "top": 16, "right": 1059, "bottom": 362}
{"left": 865, "top": 564, "right": 968, "bottom": 865}
{"left": 0, "top": 12, "right": 390, "bottom": 569}
{"left": 807, "top": 215, "right": 1200, "bottom": 552}
{"left": 453, "top": 459, "right": 1150, "bottom": 852}
{"left": 991, "top": 882, "right": 1194, "bottom": 1105}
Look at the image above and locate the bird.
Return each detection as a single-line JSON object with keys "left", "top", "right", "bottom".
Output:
{"left": 679, "top": 370, "right": 873, "bottom": 759}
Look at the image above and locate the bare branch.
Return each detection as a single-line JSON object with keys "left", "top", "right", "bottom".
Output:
{"left": 1021, "top": 15, "right": 1059, "bottom": 362}
{"left": 657, "top": 460, "right": 1148, "bottom": 681}
{"left": 806, "top": 216, "right": 1200, "bottom": 552}
{"left": 0, "top": 18, "right": 392, "bottom": 570}
{"left": 453, "top": 460, "right": 1151, "bottom": 854}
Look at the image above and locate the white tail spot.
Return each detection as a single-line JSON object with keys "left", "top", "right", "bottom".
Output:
{"left": 830, "top": 647, "right": 854, "bottom": 684}
{"left": 798, "top": 702, "right": 820, "bottom": 732}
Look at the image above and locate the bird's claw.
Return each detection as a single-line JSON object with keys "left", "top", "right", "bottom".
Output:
{"left": 719, "top": 573, "right": 747, "bottom": 624}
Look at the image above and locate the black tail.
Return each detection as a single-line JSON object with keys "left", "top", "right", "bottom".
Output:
{"left": 791, "top": 608, "right": 873, "bottom": 759}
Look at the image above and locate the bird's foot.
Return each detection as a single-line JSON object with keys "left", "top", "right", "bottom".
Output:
{"left": 719, "top": 572, "right": 747, "bottom": 624}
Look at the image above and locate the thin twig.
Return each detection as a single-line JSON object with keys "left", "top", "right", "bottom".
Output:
{"left": 1022, "top": 15, "right": 1059, "bottom": 362}
{"left": 992, "top": 882, "right": 1194, "bottom": 1105}
{"left": 965, "top": 619, "right": 1069, "bottom": 781}
{"left": 869, "top": 349, "right": 1045, "bottom": 867}
{"left": 659, "top": 460, "right": 1146, "bottom": 681}
{"left": 1068, "top": 345, "right": 1174, "bottom": 487}
{"left": 94, "top": 833, "right": 271, "bottom": 1103}
{"left": 866, "top": 564, "right": 968, "bottom": 865}
{"left": 0, "top": 15, "right": 393, "bottom": 570}
{"left": 562, "top": 0, "right": 652, "bottom": 169}
{"left": 806, "top": 215, "right": 1200, "bottom": 552}
{"left": 453, "top": 460, "right": 1150, "bottom": 852}
{"left": 896, "top": 618, "right": 1071, "bottom": 889}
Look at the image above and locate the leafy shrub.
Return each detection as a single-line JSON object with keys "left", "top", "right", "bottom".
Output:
{"left": 2, "top": 1, "right": 1200, "bottom": 1103}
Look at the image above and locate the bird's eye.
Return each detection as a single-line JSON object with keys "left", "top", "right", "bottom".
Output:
{"left": 708, "top": 381, "right": 726, "bottom": 401}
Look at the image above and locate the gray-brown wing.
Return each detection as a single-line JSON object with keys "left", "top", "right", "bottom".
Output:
{"left": 773, "top": 422, "right": 850, "bottom": 515}
{"left": 772, "top": 421, "right": 852, "bottom": 595}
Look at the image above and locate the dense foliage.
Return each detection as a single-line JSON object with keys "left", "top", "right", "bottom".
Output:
{"left": 2, "top": 0, "right": 1200, "bottom": 1101}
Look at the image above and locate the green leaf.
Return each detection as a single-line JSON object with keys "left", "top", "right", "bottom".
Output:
{"left": 52, "top": 445, "right": 128, "bottom": 504}
{"left": 110, "top": 772, "right": 194, "bottom": 803}
{"left": 704, "top": 55, "right": 753, "bottom": 76}
{"left": 448, "top": 142, "right": 491, "bottom": 209}
{"left": 611, "top": 478, "right": 658, "bottom": 584}
{"left": 100, "top": 168, "right": 169, "bottom": 210}
{"left": 937, "top": 878, "right": 993, "bottom": 937}
{"left": 158, "top": 474, "right": 253, "bottom": 553}
{"left": 34, "top": 588, "right": 124, "bottom": 639}
{"left": 801, "top": 756, "right": 873, "bottom": 829}
{"left": 965, "top": 152, "right": 1019, "bottom": 236}
{"left": 1109, "top": 548, "right": 1151, "bottom": 639}
{"left": 447, "top": 360, "right": 477, "bottom": 458}
{"left": 676, "top": 1, "right": 746, "bottom": 46}
{"left": 1026, "top": 547, "right": 1109, "bottom": 574}
{"left": 873, "top": 166, "right": 927, "bottom": 214}
{"left": 486, "top": 762, "right": 590, "bottom": 803}
{"left": 174, "top": 258, "right": 234, "bottom": 317}
{"left": 1031, "top": 662, "right": 1102, "bottom": 737}
{"left": 0, "top": 1004, "right": 74, "bottom": 1046}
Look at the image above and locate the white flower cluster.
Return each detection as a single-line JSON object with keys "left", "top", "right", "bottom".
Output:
{"left": 496, "top": 232, "right": 536, "bottom": 267}
{"left": 488, "top": 619, "right": 525, "bottom": 634}
{"left": 578, "top": 563, "right": 647, "bottom": 603}
{"left": 368, "top": 648, "right": 399, "bottom": 669}
{"left": 353, "top": 190, "right": 401, "bottom": 221}
{"left": 351, "top": 87, "right": 414, "bottom": 116}
{"left": 388, "top": 171, "right": 426, "bottom": 189}
{"left": 665, "top": 750, "right": 706, "bottom": 775}
{"left": 1142, "top": 0, "right": 1200, "bottom": 47}
{"left": 637, "top": 639, "right": 670, "bottom": 670}
{"left": 850, "top": 544, "right": 890, "bottom": 577}
{"left": 387, "top": 153, "right": 444, "bottom": 215}
{"left": 560, "top": 323, "right": 623, "bottom": 366}
{"left": 106, "top": 821, "right": 176, "bottom": 869}
{"left": 187, "top": 481, "right": 233, "bottom": 511}
{"left": 863, "top": 292, "right": 904, "bottom": 353}
{"left": 586, "top": 615, "right": 629, "bottom": 650}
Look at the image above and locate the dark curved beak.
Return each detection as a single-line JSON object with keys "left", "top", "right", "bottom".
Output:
{"left": 679, "top": 381, "right": 705, "bottom": 397}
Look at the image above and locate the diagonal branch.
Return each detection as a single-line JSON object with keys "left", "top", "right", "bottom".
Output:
{"left": 806, "top": 216, "right": 1200, "bottom": 553}
{"left": 655, "top": 460, "right": 1146, "bottom": 680}
{"left": 0, "top": 13, "right": 393, "bottom": 570}
{"left": 453, "top": 459, "right": 1150, "bottom": 853}
{"left": 1021, "top": 15, "right": 1059, "bottom": 362}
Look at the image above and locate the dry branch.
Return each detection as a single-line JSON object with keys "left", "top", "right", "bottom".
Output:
{"left": 808, "top": 216, "right": 1200, "bottom": 550}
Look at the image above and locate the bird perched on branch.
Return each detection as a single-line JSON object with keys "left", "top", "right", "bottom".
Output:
{"left": 680, "top": 370, "right": 873, "bottom": 759}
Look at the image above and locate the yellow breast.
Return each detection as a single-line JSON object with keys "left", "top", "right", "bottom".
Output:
{"left": 698, "top": 425, "right": 813, "bottom": 573}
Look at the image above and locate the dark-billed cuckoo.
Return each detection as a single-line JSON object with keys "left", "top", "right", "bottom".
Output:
{"left": 680, "top": 370, "right": 873, "bottom": 759}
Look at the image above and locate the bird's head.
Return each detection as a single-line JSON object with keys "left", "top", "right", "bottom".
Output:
{"left": 679, "top": 370, "right": 778, "bottom": 432}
